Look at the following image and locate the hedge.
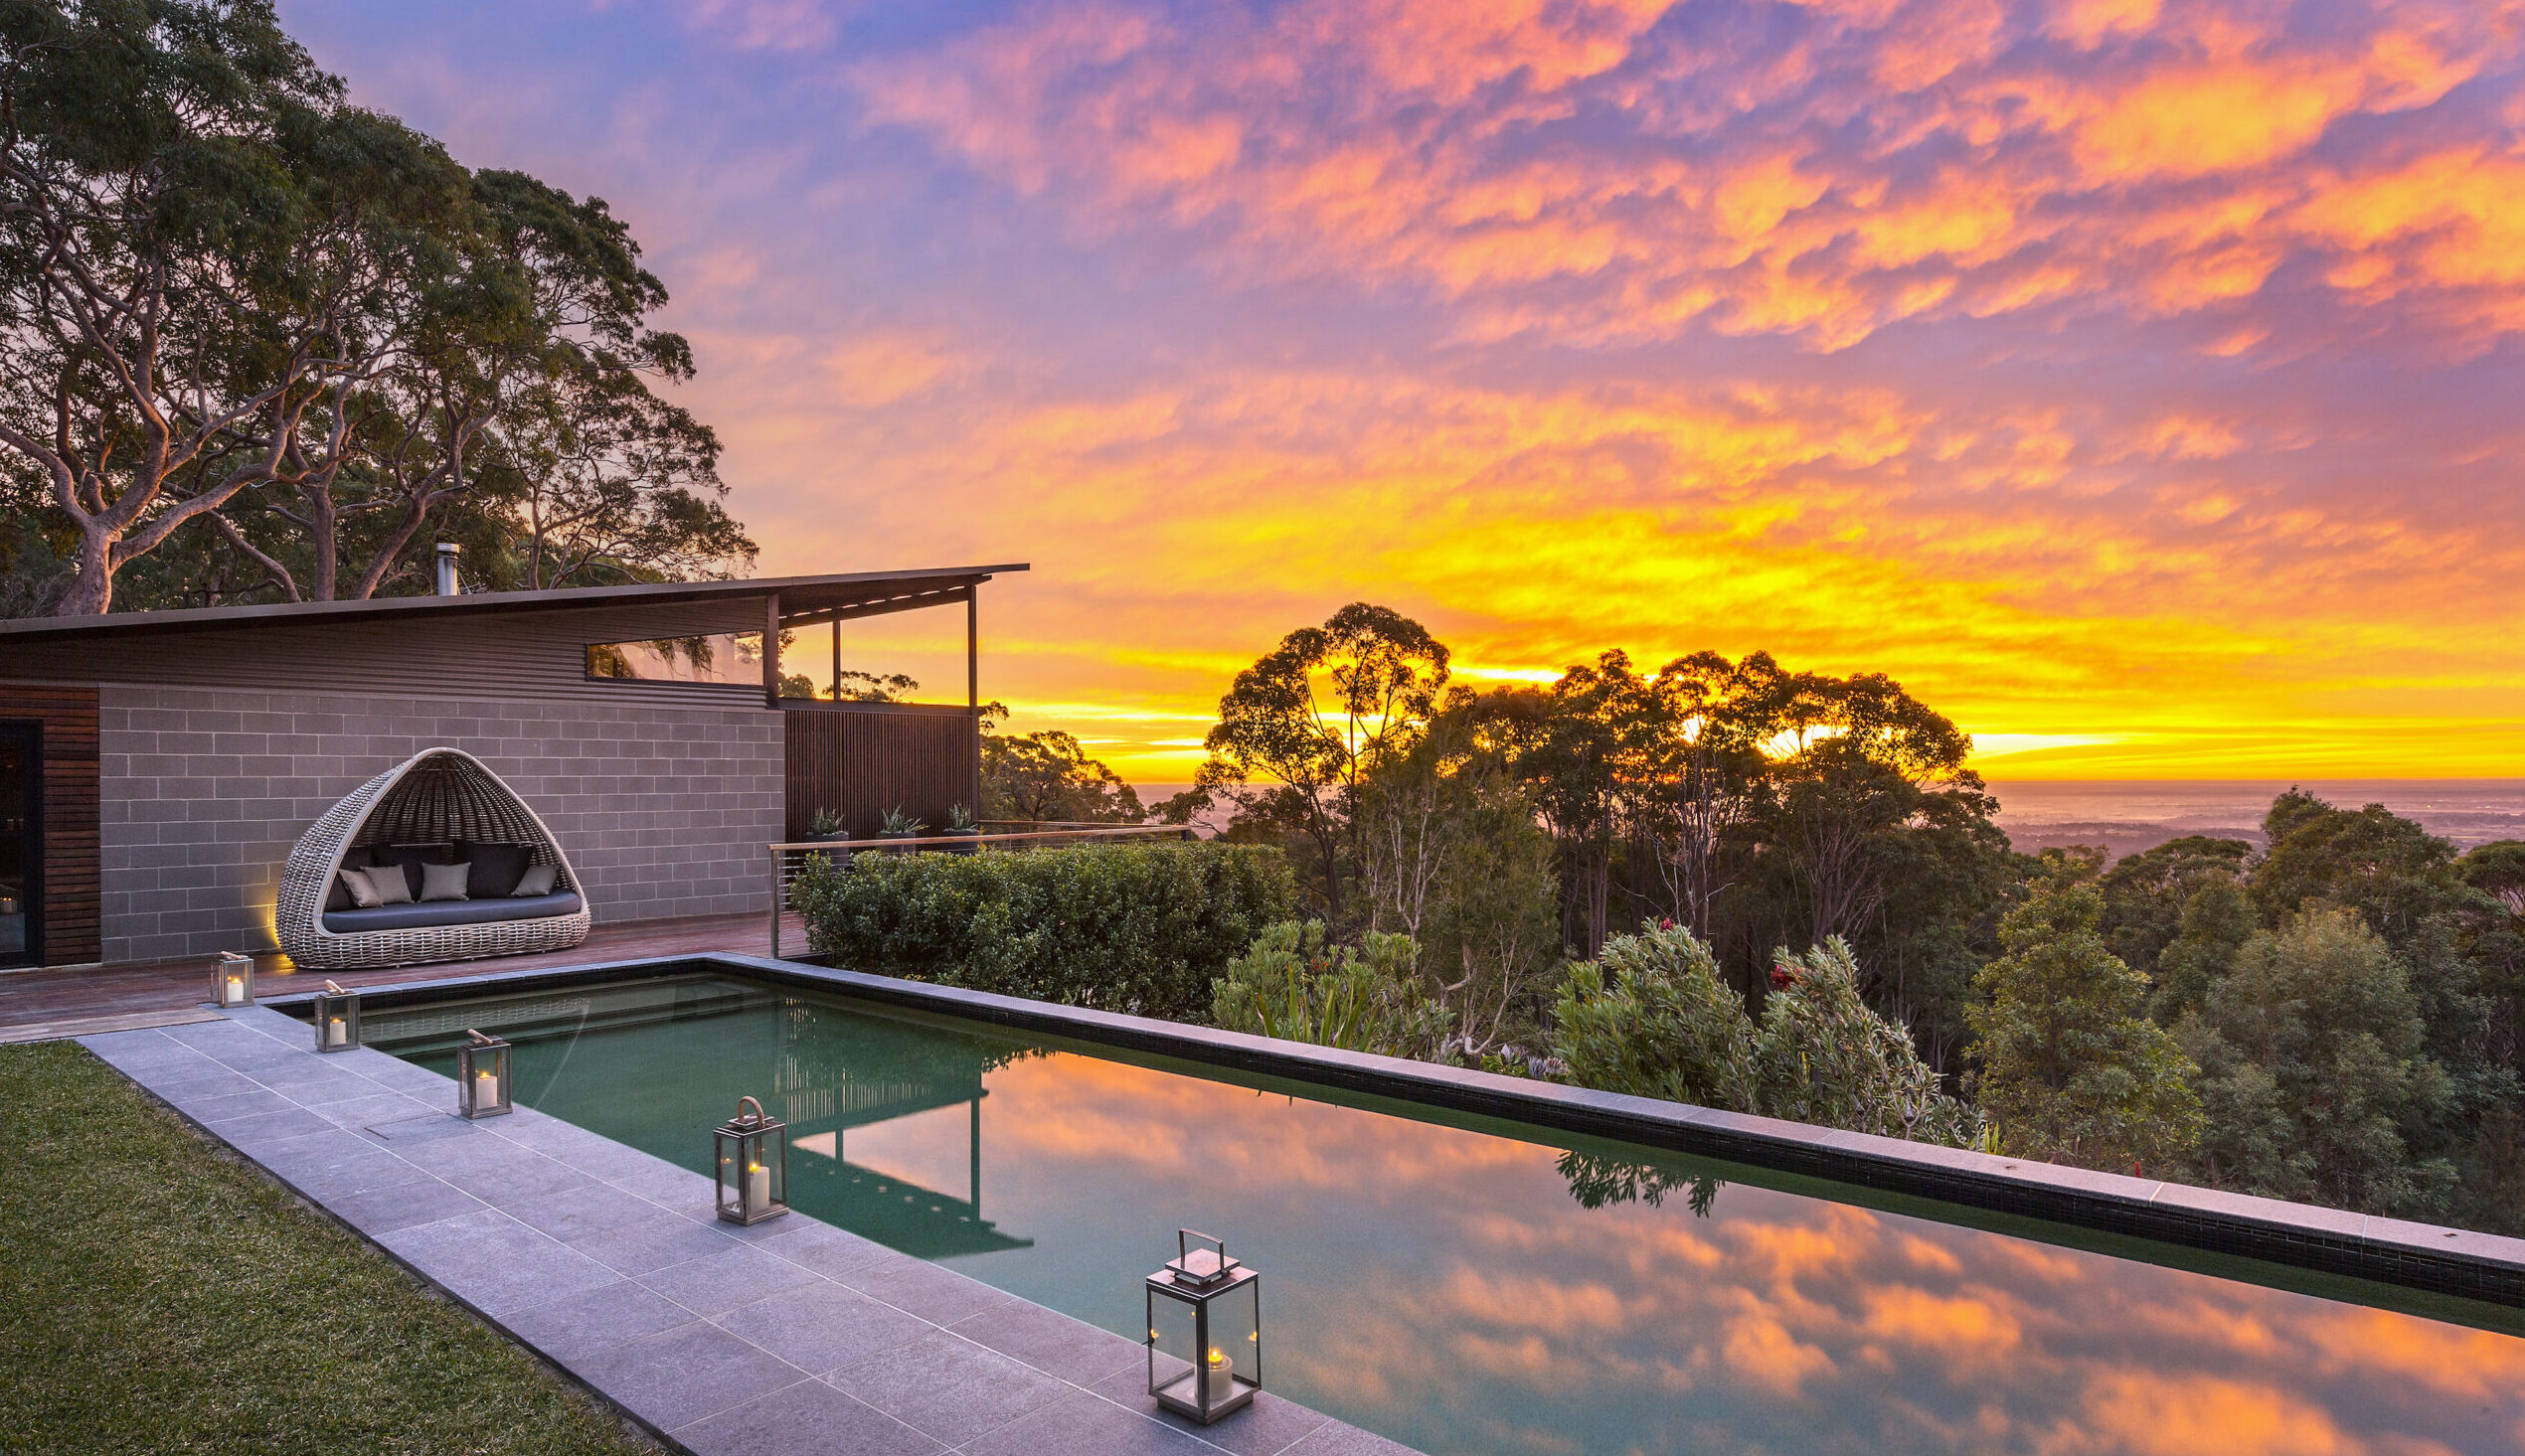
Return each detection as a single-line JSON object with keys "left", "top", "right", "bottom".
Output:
{"left": 790, "top": 841, "right": 1296, "bottom": 1020}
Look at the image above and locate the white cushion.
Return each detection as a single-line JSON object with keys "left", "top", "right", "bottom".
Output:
{"left": 420, "top": 862, "right": 472, "bottom": 902}
{"left": 512, "top": 863, "right": 558, "bottom": 896}
{"left": 339, "top": 868, "right": 384, "bottom": 909}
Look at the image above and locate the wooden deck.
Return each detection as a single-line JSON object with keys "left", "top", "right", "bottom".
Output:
{"left": 0, "top": 911, "right": 801, "bottom": 1041}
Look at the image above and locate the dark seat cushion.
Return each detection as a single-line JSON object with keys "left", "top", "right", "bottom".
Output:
{"left": 372, "top": 843, "right": 454, "bottom": 900}
{"left": 322, "top": 891, "right": 583, "bottom": 934}
{"left": 455, "top": 841, "right": 533, "bottom": 899}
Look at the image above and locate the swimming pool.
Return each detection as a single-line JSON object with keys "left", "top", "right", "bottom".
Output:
{"left": 367, "top": 974, "right": 2525, "bottom": 1456}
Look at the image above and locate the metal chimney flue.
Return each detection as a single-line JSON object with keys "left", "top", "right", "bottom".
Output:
{"left": 433, "top": 543, "right": 461, "bottom": 596}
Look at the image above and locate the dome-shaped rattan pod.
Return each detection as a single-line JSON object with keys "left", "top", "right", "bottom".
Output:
{"left": 276, "top": 748, "right": 591, "bottom": 970}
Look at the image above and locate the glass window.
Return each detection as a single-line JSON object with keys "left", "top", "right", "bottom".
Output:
{"left": 586, "top": 632, "right": 770, "bottom": 687}
{"left": 0, "top": 723, "right": 36, "bottom": 968}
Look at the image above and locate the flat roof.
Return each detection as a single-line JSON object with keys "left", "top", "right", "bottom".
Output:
{"left": 0, "top": 564, "right": 1028, "bottom": 643}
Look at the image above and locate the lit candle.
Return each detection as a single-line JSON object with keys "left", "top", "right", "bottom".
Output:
{"left": 1204, "top": 1348, "right": 1233, "bottom": 1402}
{"left": 746, "top": 1158, "right": 769, "bottom": 1213}
{"left": 325, "top": 1015, "right": 347, "bottom": 1048}
{"left": 222, "top": 974, "right": 245, "bottom": 1006}
{"left": 474, "top": 1067, "right": 499, "bottom": 1109}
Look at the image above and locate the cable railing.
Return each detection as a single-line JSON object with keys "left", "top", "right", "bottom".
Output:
{"left": 763, "top": 822, "right": 1195, "bottom": 958}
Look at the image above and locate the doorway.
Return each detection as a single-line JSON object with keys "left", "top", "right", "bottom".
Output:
{"left": 0, "top": 722, "right": 38, "bottom": 968}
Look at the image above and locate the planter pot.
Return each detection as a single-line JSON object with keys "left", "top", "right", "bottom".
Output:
{"left": 940, "top": 829, "right": 982, "bottom": 857}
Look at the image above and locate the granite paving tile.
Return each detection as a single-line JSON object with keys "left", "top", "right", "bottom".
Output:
{"left": 608, "top": 1162, "right": 715, "bottom": 1213}
{"left": 711, "top": 1279, "right": 933, "bottom": 1376}
{"left": 506, "top": 1182, "right": 669, "bottom": 1242}
{"left": 180, "top": 1087, "right": 298, "bottom": 1123}
{"left": 145, "top": 1069, "right": 267, "bottom": 1107}
{"left": 639, "top": 1244, "right": 808, "bottom": 1318}
{"left": 210, "top": 1105, "right": 342, "bottom": 1149}
{"left": 568, "top": 1320, "right": 810, "bottom": 1432}
{"left": 954, "top": 1298, "right": 1146, "bottom": 1386}
{"left": 1276, "top": 1423, "right": 1423, "bottom": 1456}
{"left": 378, "top": 1208, "right": 620, "bottom": 1316}
{"left": 955, "top": 1388, "right": 1218, "bottom": 1456}
{"left": 436, "top": 1150, "right": 599, "bottom": 1210}
{"left": 499, "top": 1279, "right": 698, "bottom": 1365}
{"left": 263, "top": 1062, "right": 411, "bottom": 1102}
{"left": 571, "top": 1213, "right": 739, "bottom": 1276}
{"left": 842, "top": 1253, "right": 1017, "bottom": 1325}
{"left": 754, "top": 1219, "right": 895, "bottom": 1280}
{"left": 353, "top": 1055, "right": 457, "bottom": 1096}
{"left": 828, "top": 1331, "right": 1072, "bottom": 1446}
{"left": 301, "top": 1091, "right": 433, "bottom": 1131}
{"left": 325, "top": 1178, "right": 490, "bottom": 1235}
{"left": 1091, "top": 1373, "right": 1331, "bottom": 1456}
{"left": 672, "top": 1376, "right": 944, "bottom": 1456}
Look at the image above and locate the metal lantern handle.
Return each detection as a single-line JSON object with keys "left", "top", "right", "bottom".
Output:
{"left": 1179, "top": 1228, "right": 1226, "bottom": 1263}
{"left": 737, "top": 1094, "right": 767, "bottom": 1126}
{"left": 322, "top": 979, "right": 347, "bottom": 994}
{"left": 464, "top": 1028, "right": 499, "bottom": 1046}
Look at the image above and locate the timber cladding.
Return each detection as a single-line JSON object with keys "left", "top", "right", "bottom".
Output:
{"left": 784, "top": 704, "right": 981, "bottom": 840}
{"left": 0, "top": 685, "right": 101, "bottom": 966}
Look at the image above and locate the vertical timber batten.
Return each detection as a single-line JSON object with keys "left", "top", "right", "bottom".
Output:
{"left": 763, "top": 592, "right": 782, "bottom": 709}
{"left": 967, "top": 587, "right": 982, "bottom": 819}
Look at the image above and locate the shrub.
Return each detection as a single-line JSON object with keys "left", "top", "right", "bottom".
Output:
{"left": 1211, "top": 921, "right": 1448, "bottom": 1056}
{"left": 790, "top": 841, "right": 1294, "bottom": 1019}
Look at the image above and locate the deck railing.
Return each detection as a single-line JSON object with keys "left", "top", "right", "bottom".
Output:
{"left": 763, "top": 823, "right": 1196, "bottom": 958}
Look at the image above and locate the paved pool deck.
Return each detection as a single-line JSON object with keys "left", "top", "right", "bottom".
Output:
{"left": 80, "top": 1006, "right": 1418, "bottom": 1456}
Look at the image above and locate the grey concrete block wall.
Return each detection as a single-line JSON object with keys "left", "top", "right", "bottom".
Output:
{"left": 97, "top": 684, "right": 783, "bottom": 963}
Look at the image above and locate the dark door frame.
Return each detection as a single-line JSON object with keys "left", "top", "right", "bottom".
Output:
{"left": 0, "top": 719, "right": 41, "bottom": 970}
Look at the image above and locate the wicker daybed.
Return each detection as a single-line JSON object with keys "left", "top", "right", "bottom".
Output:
{"left": 276, "top": 747, "right": 591, "bottom": 970}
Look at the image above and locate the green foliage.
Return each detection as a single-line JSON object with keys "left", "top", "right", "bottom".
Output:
{"left": 1210, "top": 921, "right": 1448, "bottom": 1056}
{"left": 2098, "top": 835, "right": 2255, "bottom": 981}
{"left": 791, "top": 842, "right": 1295, "bottom": 1020}
{"left": 0, "top": 1043, "right": 650, "bottom": 1455}
{"left": 1548, "top": 923, "right": 1978, "bottom": 1146}
{"left": 2176, "top": 907, "right": 2457, "bottom": 1214}
{"left": 2150, "top": 878, "right": 2255, "bottom": 1026}
{"left": 982, "top": 728, "right": 1145, "bottom": 823}
{"left": 1551, "top": 922, "right": 1759, "bottom": 1113}
{"left": 1966, "top": 869, "right": 2204, "bottom": 1171}
{"left": 1759, "top": 939, "right": 1984, "bottom": 1147}
{"left": 878, "top": 805, "right": 927, "bottom": 837}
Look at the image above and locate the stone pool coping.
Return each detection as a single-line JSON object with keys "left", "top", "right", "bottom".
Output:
{"left": 80, "top": 1006, "right": 1420, "bottom": 1456}
{"left": 271, "top": 950, "right": 2525, "bottom": 1310}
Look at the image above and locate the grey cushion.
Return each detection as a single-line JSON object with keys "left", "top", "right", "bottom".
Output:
{"left": 419, "top": 861, "right": 471, "bottom": 902}
{"left": 514, "top": 863, "right": 558, "bottom": 896}
{"left": 322, "top": 891, "right": 583, "bottom": 934}
{"left": 455, "top": 841, "right": 531, "bottom": 900}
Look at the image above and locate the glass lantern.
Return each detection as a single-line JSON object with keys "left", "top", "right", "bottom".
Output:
{"left": 1145, "top": 1229, "right": 1260, "bottom": 1423}
{"left": 210, "top": 951, "right": 254, "bottom": 1009}
{"left": 455, "top": 1030, "right": 512, "bottom": 1118}
{"left": 715, "top": 1095, "right": 788, "bottom": 1225}
{"left": 312, "top": 980, "right": 360, "bottom": 1053}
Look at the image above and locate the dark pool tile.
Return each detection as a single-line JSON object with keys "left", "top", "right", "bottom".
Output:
{"left": 2149, "top": 1180, "right": 2367, "bottom": 1238}
{"left": 506, "top": 1183, "right": 668, "bottom": 1242}
{"left": 380, "top": 1208, "right": 620, "bottom": 1316}
{"left": 1276, "top": 1421, "right": 1426, "bottom": 1456}
{"left": 327, "top": 1178, "right": 488, "bottom": 1235}
{"left": 672, "top": 1377, "right": 944, "bottom": 1456}
{"left": 1089, "top": 1372, "right": 1329, "bottom": 1456}
{"left": 570, "top": 1320, "right": 809, "bottom": 1432}
{"left": 843, "top": 1254, "right": 1016, "bottom": 1325}
{"left": 638, "top": 1244, "right": 806, "bottom": 1317}
{"left": 755, "top": 1220, "right": 894, "bottom": 1280}
{"left": 953, "top": 1299, "right": 1145, "bottom": 1385}
{"left": 573, "top": 1213, "right": 738, "bottom": 1276}
{"left": 829, "top": 1331, "right": 1071, "bottom": 1446}
{"left": 957, "top": 1388, "right": 1217, "bottom": 1456}
{"left": 500, "top": 1279, "right": 697, "bottom": 1365}
{"left": 713, "top": 1279, "right": 931, "bottom": 1376}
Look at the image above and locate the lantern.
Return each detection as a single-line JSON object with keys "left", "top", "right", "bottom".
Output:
{"left": 210, "top": 951, "right": 254, "bottom": 1009}
{"left": 455, "top": 1029, "right": 512, "bottom": 1118}
{"left": 714, "top": 1095, "right": 788, "bottom": 1225}
{"left": 1145, "top": 1229, "right": 1260, "bottom": 1423}
{"left": 312, "top": 980, "right": 360, "bottom": 1053}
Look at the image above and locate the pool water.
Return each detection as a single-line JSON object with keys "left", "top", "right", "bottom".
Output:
{"left": 371, "top": 978, "right": 2525, "bottom": 1456}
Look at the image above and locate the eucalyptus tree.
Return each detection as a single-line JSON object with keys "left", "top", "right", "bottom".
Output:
{"left": 0, "top": 0, "right": 426, "bottom": 613}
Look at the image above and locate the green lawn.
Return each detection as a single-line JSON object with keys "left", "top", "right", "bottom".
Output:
{"left": 0, "top": 1041, "right": 659, "bottom": 1456}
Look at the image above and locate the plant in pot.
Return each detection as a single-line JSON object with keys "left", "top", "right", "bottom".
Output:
{"left": 878, "top": 805, "right": 928, "bottom": 854}
{"left": 807, "top": 807, "right": 848, "bottom": 842}
{"left": 942, "top": 803, "right": 982, "bottom": 855}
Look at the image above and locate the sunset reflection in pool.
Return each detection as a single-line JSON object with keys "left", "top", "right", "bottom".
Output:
{"left": 382, "top": 981, "right": 2525, "bottom": 1456}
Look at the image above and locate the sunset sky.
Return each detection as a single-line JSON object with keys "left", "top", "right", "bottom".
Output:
{"left": 282, "top": 0, "right": 2525, "bottom": 782}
